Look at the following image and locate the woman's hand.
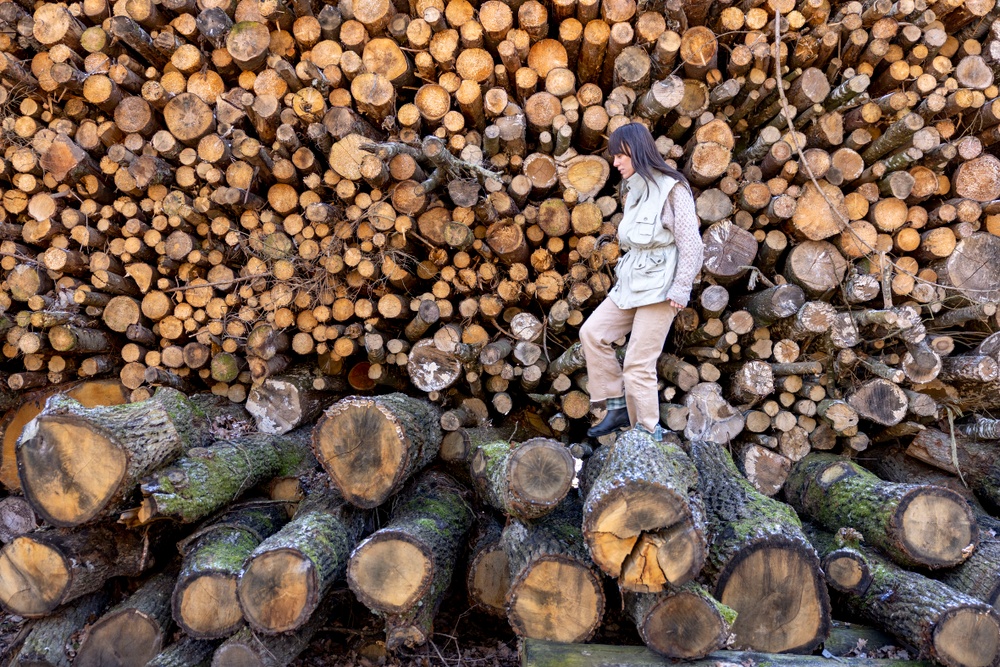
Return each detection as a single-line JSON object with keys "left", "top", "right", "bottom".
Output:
{"left": 666, "top": 299, "right": 683, "bottom": 310}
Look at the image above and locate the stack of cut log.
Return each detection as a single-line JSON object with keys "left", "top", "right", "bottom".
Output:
{"left": 2, "top": 0, "right": 1000, "bottom": 661}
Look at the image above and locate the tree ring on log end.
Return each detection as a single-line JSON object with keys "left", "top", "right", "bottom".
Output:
{"left": 347, "top": 536, "right": 432, "bottom": 613}
{"left": 0, "top": 536, "right": 70, "bottom": 616}
{"left": 506, "top": 555, "right": 603, "bottom": 643}
{"left": 468, "top": 546, "right": 510, "bottom": 616}
{"left": 640, "top": 590, "right": 729, "bottom": 659}
{"left": 238, "top": 548, "right": 316, "bottom": 633}
{"left": 177, "top": 574, "right": 242, "bottom": 638}
{"left": 822, "top": 552, "right": 871, "bottom": 594}
{"left": 896, "top": 489, "right": 977, "bottom": 568}
{"left": 716, "top": 539, "right": 830, "bottom": 653}
{"left": 509, "top": 438, "right": 574, "bottom": 509}
{"left": 18, "top": 418, "right": 126, "bottom": 526}
{"left": 75, "top": 609, "right": 163, "bottom": 667}
{"left": 933, "top": 606, "right": 1000, "bottom": 667}
{"left": 406, "top": 339, "right": 462, "bottom": 391}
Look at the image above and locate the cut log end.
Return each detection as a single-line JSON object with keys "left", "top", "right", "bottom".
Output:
{"left": 176, "top": 574, "right": 243, "bottom": 638}
{"left": 637, "top": 590, "right": 731, "bottom": 659}
{"left": 509, "top": 438, "right": 574, "bottom": 509}
{"left": 19, "top": 418, "right": 126, "bottom": 527}
{"left": 0, "top": 535, "right": 69, "bottom": 616}
{"left": 347, "top": 537, "right": 432, "bottom": 613}
{"left": 468, "top": 545, "right": 510, "bottom": 617}
{"left": 506, "top": 556, "right": 604, "bottom": 643}
{"left": 822, "top": 550, "right": 872, "bottom": 594}
{"left": 238, "top": 549, "right": 316, "bottom": 633}
{"left": 717, "top": 542, "right": 830, "bottom": 653}
{"left": 933, "top": 607, "right": 1000, "bottom": 667}
{"left": 74, "top": 609, "right": 165, "bottom": 667}
{"left": 897, "top": 489, "right": 977, "bottom": 568}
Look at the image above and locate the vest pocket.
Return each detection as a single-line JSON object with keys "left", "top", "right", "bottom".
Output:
{"left": 631, "top": 253, "right": 666, "bottom": 291}
{"left": 630, "top": 216, "right": 656, "bottom": 244}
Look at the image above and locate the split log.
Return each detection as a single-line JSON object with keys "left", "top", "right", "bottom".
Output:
{"left": 132, "top": 429, "right": 315, "bottom": 526}
{"left": 173, "top": 504, "right": 288, "bottom": 638}
{"left": 470, "top": 436, "right": 574, "bottom": 519}
{"left": 0, "top": 523, "right": 151, "bottom": 616}
{"left": 688, "top": 439, "right": 831, "bottom": 653}
{"left": 347, "top": 471, "right": 473, "bottom": 649}
{"left": 786, "top": 453, "right": 977, "bottom": 569}
{"left": 311, "top": 393, "right": 441, "bottom": 508}
{"left": 246, "top": 368, "right": 343, "bottom": 434}
{"left": 501, "top": 498, "right": 605, "bottom": 643}
{"left": 580, "top": 428, "right": 707, "bottom": 592}
{"left": 75, "top": 570, "right": 176, "bottom": 667}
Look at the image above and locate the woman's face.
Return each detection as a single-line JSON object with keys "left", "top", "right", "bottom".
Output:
{"left": 613, "top": 151, "right": 635, "bottom": 179}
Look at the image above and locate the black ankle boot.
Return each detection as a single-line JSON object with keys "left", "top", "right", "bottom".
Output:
{"left": 587, "top": 407, "right": 630, "bottom": 438}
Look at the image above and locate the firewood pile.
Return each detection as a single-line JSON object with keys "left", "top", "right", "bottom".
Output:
{"left": 2, "top": 0, "right": 1000, "bottom": 662}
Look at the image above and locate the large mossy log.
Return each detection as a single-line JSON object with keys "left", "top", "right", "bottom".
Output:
{"left": 501, "top": 498, "right": 605, "bottom": 643}
{"left": 312, "top": 393, "right": 441, "bottom": 508}
{"left": 466, "top": 513, "right": 509, "bottom": 617}
{"left": 237, "top": 483, "right": 362, "bottom": 634}
{"left": 174, "top": 504, "right": 289, "bottom": 638}
{"left": 147, "top": 636, "right": 219, "bottom": 667}
{"left": 11, "top": 591, "right": 109, "bottom": 667}
{"left": 580, "top": 429, "right": 707, "bottom": 592}
{"left": 520, "top": 638, "right": 936, "bottom": 667}
{"left": 16, "top": 388, "right": 224, "bottom": 526}
{"left": 470, "top": 437, "right": 574, "bottom": 520}
{"left": 133, "top": 429, "right": 315, "bottom": 526}
{"left": 624, "top": 583, "right": 735, "bottom": 659}
{"left": 688, "top": 439, "right": 831, "bottom": 653}
{"left": 0, "top": 523, "right": 151, "bottom": 616}
{"left": 906, "top": 427, "right": 1000, "bottom": 514}
{"left": 75, "top": 570, "right": 176, "bottom": 667}
{"left": 348, "top": 471, "right": 473, "bottom": 649}
{"left": 808, "top": 528, "right": 1000, "bottom": 667}
{"left": 785, "top": 453, "right": 978, "bottom": 569}
{"left": 0, "top": 379, "right": 128, "bottom": 493}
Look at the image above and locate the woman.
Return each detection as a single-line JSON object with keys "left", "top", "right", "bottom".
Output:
{"left": 579, "top": 123, "right": 704, "bottom": 442}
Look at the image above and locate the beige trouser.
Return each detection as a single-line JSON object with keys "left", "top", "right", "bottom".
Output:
{"left": 579, "top": 298, "right": 677, "bottom": 434}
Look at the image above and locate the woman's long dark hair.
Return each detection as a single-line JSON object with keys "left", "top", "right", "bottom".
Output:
{"left": 608, "top": 123, "right": 691, "bottom": 192}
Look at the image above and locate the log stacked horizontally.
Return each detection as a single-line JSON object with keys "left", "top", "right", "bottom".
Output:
{"left": 3, "top": 0, "right": 1000, "bottom": 663}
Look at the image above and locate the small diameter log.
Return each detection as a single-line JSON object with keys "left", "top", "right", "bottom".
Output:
{"left": 580, "top": 428, "right": 706, "bottom": 592}
{"left": 740, "top": 284, "right": 807, "bottom": 327}
{"left": 466, "top": 514, "right": 509, "bottom": 617}
{"left": 470, "top": 437, "right": 574, "bottom": 520}
{"left": 17, "top": 388, "right": 215, "bottom": 527}
{"left": 173, "top": 504, "right": 288, "bottom": 639}
{"left": 787, "top": 453, "right": 977, "bottom": 569}
{"left": 624, "top": 583, "right": 736, "bottom": 659}
{"left": 147, "top": 637, "right": 219, "bottom": 667}
{"left": 75, "top": 570, "right": 176, "bottom": 667}
{"left": 501, "top": 498, "right": 605, "bottom": 643}
{"left": 312, "top": 393, "right": 441, "bottom": 508}
{"left": 246, "top": 368, "right": 343, "bottom": 434}
{"left": 440, "top": 425, "right": 516, "bottom": 464}
{"left": 135, "top": 430, "right": 314, "bottom": 526}
{"left": 689, "top": 439, "right": 831, "bottom": 653}
{"left": 809, "top": 528, "right": 1000, "bottom": 667}
{"left": 11, "top": 592, "right": 110, "bottom": 667}
{"left": 802, "top": 526, "right": 873, "bottom": 596}
{"left": 237, "top": 485, "right": 362, "bottom": 634}
{"left": 348, "top": 471, "right": 473, "bottom": 649}
{"left": 212, "top": 603, "right": 332, "bottom": 667}
{"left": 907, "top": 428, "right": 1000, "bottom": 515}
{"left": 0, "top": 523, "right": 151, "bottom": 616}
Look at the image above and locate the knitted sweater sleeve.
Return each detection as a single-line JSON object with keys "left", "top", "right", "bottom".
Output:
{"left": 663, "top": 183, "right": 704, "bottom": 307}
